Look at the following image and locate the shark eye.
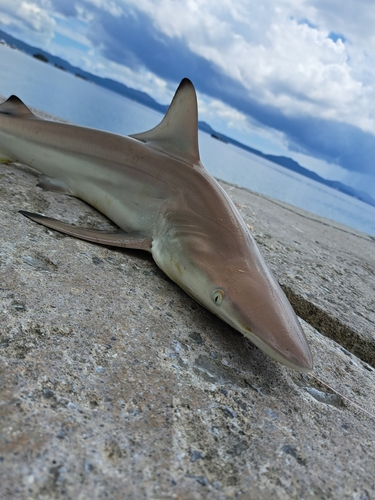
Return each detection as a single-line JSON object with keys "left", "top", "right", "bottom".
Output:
{"left": 212, "top": 288, "right": 225, "bottom": 306}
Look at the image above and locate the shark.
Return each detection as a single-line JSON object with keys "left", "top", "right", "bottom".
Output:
{"left": 0, "top": 78, "right": 313, "bottom": 372}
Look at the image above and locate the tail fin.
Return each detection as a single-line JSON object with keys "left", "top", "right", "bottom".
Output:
{"left": 0, "top": 95, "right": 34, "bottom": 117}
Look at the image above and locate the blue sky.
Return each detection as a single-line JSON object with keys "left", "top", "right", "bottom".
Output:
{"left": 1, "top": 0, "right": 375, "bottom": 196}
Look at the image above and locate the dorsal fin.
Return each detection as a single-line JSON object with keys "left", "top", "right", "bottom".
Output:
{"left": 0, "top": 95, "right": 35, "bottom": 117}
{"left": 130, "top": 78, "right": 200, "bottom": 164}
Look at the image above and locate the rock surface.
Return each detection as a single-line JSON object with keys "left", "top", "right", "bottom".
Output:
{"left": 1, "top": 129, "right": 375, "bottom": 498}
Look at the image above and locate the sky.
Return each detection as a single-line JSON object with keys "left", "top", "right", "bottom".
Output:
{"left": 1, "top": 0, "right": 375, "bottom": 196}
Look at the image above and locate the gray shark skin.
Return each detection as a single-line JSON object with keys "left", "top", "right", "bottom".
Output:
{"left": 0, "top": 78, "right": 313, "bottom": 372}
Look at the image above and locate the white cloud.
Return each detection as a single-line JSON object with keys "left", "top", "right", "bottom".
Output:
{"left": 121, "top": 0, "right": 375, "bottom": 134}
{"left": 0, "top": 0, "right": 55, "bottom": 36}
{"left": 79, "top": 0, "right": 124, "bottom": 17}
{"left": 310, "top": 0, "right": 375, "bottom": 43}
{"left": 2, "top": 0, "right": 374, "bottom": 136}
{"left": 198, "top": 97, "right": 249, "bottom": 130}
{"left": 20, "top": 1, "right": 50, "bottom": 30}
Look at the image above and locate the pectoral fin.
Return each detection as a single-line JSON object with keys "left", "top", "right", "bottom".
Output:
{"left": 20, "top": 211, "right": 151, "bottom": 251}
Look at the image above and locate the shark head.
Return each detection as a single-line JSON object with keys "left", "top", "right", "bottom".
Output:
{"left": 152, "top": 205, "right": 313, "bottom": 373}
{"left": 196, "top": 243, "right": 313, "bottom": 373}
{"left": 138, "top": 78, "right": 313, "bottom": 373}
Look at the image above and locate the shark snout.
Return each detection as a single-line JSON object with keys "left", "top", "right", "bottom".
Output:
{"left": 233, "top": 289, "right": 314, "bottom": 373}
{"left": 282, "top": 343, "right": 313, "bottom": 373}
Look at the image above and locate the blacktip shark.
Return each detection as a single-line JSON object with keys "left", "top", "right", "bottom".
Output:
{"left": 0, "top": 78, "right": 313, "bottom": 372}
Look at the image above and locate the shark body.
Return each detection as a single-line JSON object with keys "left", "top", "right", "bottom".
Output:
{"left": 0, "top": 78, "right": 313, "bottom": 372}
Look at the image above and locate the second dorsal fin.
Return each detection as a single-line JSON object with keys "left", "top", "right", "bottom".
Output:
{"left": 0, "top": 95, "right": 35, "bottom": 117}
{"left": 130, "top": 78, "right": 200, "bottom": 164}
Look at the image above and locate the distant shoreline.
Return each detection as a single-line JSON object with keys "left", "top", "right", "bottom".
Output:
{"left": 1, "top": 28, "right": 374, "bottom": 209}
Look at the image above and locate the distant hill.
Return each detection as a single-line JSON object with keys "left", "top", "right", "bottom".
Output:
{"left": 0, "top": 30, "right": 168, "bottom": 114}
{"left": 1, "top": 28, "right": 374, "bottom": 208}
{"left": 201, "top": 128, "right": 375, "bottom": 207}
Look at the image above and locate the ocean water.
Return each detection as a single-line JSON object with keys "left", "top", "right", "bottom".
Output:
{"left": 1, "top": 44, "right": 375, "bottom": 236}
